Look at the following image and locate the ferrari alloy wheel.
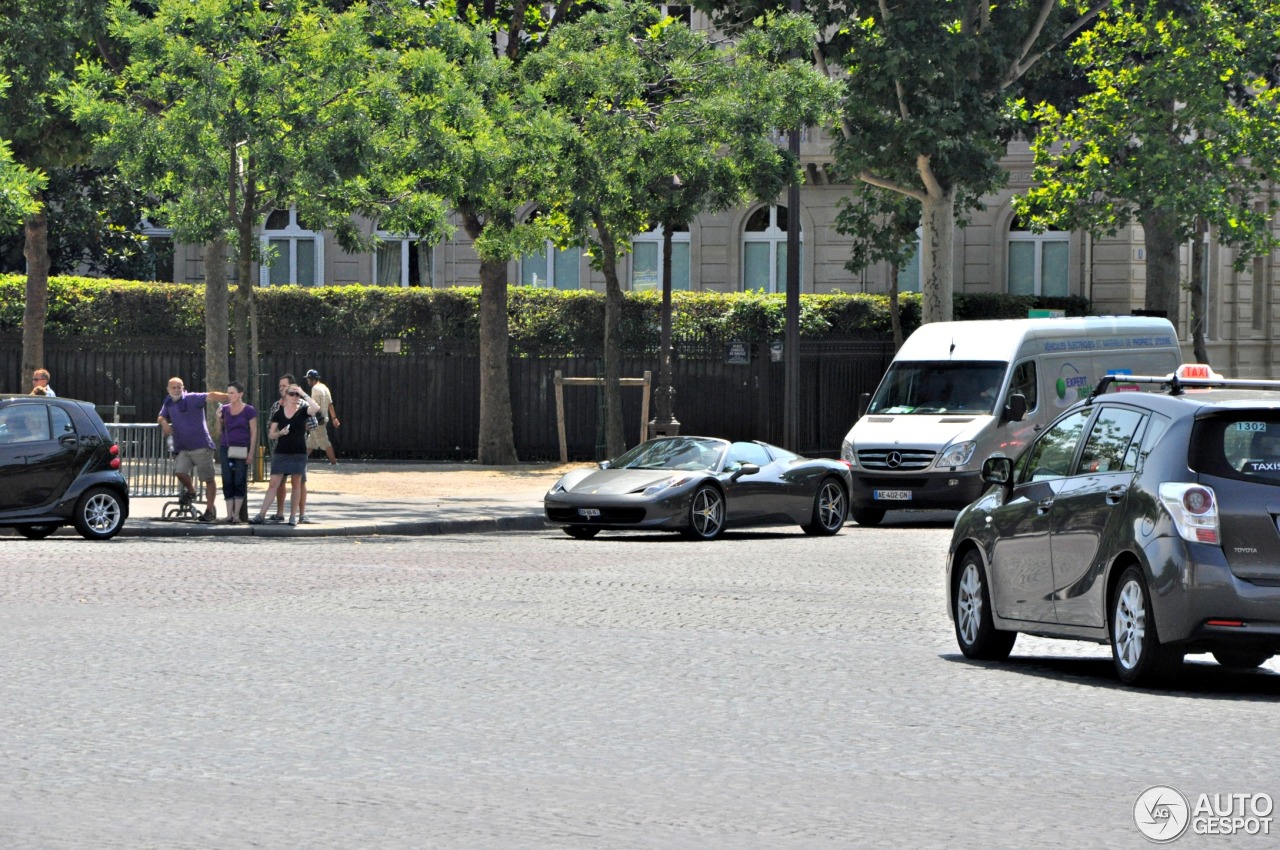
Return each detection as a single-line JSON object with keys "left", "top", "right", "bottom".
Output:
{"left": 682, "top": 485, "right": 725, "bottom": 541}
{"left": 802, "top": 478, "right": 847, "bottom": 536}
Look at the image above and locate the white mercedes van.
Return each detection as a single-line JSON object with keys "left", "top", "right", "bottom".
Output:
{"left": 840, "top": 316, "right": 1182, "bottom": 525}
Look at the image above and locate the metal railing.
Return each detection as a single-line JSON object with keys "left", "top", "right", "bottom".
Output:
{"left": 106, "top": 423, "right": 180, "bottom": 497}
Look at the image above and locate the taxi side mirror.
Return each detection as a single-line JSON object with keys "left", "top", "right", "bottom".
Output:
{"left": 982, "top": 456, "right": 1013, "bottom": 485}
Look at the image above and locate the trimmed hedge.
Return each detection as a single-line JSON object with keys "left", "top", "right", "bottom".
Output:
{"left": 0, "top": 274, "right": 1090, "bottom": 353}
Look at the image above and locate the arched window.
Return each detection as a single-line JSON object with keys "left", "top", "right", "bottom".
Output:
{"left": 742, "top": 205, "right": 801, "bottom": 292}
{"left": 631, "top": 224, "right": 690, "bottom": 291}
{"left": 519, "top": 211, "right": 580, "bottom": 289}
{"left": 260, "top": 207, "right": 323, "bottom": 286}
{"left": 373, "top": 229, "right": 433, "bottom": 287}
{"left": 1008, "top": 217, "right": 1069, "bottom": 296}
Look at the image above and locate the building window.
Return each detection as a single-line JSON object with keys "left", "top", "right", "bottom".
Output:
{"left": 373, "top": 232, "right": 432, "bottom": 287}
{"left": 631, "top": 224, "right": 690, "bottom": 291}
{"left": 519, "top": 211, "right": 580, "bottom": 289}
{"left": 139, "top": 218, "right": 175, "bottom": 283}
{"left": 895, "top": 230, "right": 921, "bottom": 294}
{"left": 1008, "top": 217, "right": 1069, "bottom": 297}
{"left": 742, "top": 205, "right": 801, "bottom": 293}
{"left": 260, "top": 207, "right": 323, "bottom": 286}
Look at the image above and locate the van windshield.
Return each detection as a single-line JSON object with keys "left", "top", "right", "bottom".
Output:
{"left": 869, "top": 361, "right": 1008, "bottom": 415}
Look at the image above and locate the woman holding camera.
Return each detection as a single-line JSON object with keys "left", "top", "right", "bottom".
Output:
{"left": 250, "top": 383, "right": 319, "bottom": 527}
{"left": 218, "top": 381, "right": 258, "bottom": 523}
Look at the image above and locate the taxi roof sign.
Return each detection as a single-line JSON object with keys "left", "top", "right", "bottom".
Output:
{"left": 1175, "top": 363, "right": 1221, "bottom": 381}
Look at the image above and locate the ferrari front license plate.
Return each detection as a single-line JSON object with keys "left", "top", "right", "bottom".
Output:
{"left": 873, "top": 490, "right": 912, "bottom": 501}
{"left": 577, "top": 508, "right": 601, "bottom": 517}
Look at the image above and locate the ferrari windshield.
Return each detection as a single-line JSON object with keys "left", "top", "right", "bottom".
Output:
{"left": 611, "top": 437, "right": 728, "bottom": 471}
{"left": 868, "top": 361, "right": 1008, "bottom": 415}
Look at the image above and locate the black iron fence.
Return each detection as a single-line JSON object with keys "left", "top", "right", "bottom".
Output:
{"left": 2, "top": 334, "right": 894, "bottom": 460}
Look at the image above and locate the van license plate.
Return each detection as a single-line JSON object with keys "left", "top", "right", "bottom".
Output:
{"left": 873, "top": 490, "right": 912, "bottom": 501}
{"left": 577, "top": 508, "right": 601, "bottom": 517}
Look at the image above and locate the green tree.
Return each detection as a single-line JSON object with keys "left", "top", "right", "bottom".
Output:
{"left": 527, "top": 1, "right": 838, "bottom": 455}
{"left": 834, "top": 185, "right": 921, "bottom": 350}
{"left": 389, "top": 3, "right": 580, "bottom": 464}
{"left": 1018, "top": 0, "right": 1280, "bottom": 356}
{"left": 0, "top": 0, "right": 96, "bottom": 390}
{"left": 698, "top": 1, "right": 1111, "bottom": 324}
{"left": 68, "top": 0, "right": 405, "bottom": 399}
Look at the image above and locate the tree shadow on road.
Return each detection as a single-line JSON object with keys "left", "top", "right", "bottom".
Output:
{"left": 939, "top": 653, "right": 1280, "bottom": 701}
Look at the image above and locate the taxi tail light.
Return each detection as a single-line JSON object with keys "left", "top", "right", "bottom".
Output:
{"left": 1206, "top": 619, "right": 1245, "bottom": 627}
{"left": 109, "top": 442, "right": 121, "bottom": 470}
{"left": 1157, "top": 482, "right": 1220, "bottom": 546}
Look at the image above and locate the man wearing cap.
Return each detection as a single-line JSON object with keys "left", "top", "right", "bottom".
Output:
{"left": 304, "top": 369, "right": 340, "bottom": 466}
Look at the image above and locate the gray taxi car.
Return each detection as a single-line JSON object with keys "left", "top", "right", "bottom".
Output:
{"left": 948, "top": 366, "right": 1280, "bottom": 686}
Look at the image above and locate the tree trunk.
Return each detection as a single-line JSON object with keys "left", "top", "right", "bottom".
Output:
{"left": 204, "top": 237, "right": 230, "bottom": 392}
{"left": 1140, "top": 208, "right": 1182, "bottom": 329}
{"left": 234, "top": 222, "right": 258, "bottom": 404}
{"left": 920, "top": 188, "right": 956, "bottom": 324}
{"left": 20, "top": 194, "right": 49, "bottom": 393}
{"left": 888, "top": 260, "right": 903, "bottom": 352}
{"left": 461, "top": 210, "right": 517, "bottom": 464}
{"left": 598, "top": 225, "right": 626, "bottom": 458}
{"left": 1190, "top": 218, "right": 1209, "bottom": 364}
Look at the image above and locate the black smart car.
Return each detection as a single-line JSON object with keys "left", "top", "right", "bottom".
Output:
{"left": 0, "top": 394, "right": 129, "bottom": 540}
{"left": 948, "top": 365, "right": 1280, "bottom": 686}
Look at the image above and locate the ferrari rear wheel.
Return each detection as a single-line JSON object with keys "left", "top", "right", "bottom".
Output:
{"left": 563, "top": 526, "right": 600, "bottom": 540}
{"left": 681, "top": 485, "right": 725, "bottom": 541}
{"left": 802, "top": 478, "right": 846, "bottom": 536}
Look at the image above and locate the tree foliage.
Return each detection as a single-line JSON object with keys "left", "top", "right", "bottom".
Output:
{"left": 1018, "top": 0, "right": 1280, "bottom": 329}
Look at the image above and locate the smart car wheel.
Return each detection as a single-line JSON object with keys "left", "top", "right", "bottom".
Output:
{"left": 1212, "top": 650, "right": 1273, "bottom": 669}
{"left": 850, "top": 507, "right": 884, "bottom": 527}
{"left": 73, "top": 487, "right": 125, "bottom": 541}
{"left": 1110, "top": 566, "right": 1182, "bottom": 686}
{"left": 563, "top": 526, "right": 600, "bottom": 540}
{"left": 802, "top": 478, "right": 847, "bottom": 536}
{"left": 681, "top": 485, "right": 725, "bottom": 541}
{"left": 953, "top": 551, "right": 1016, "bottom": 661}
{"left": 16, "top": 525, "right": 59, "bottom": 540}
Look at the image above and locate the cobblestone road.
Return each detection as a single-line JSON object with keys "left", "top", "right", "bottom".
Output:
{"left": 2, "top": 523, "right": 1277, "bottom": 849}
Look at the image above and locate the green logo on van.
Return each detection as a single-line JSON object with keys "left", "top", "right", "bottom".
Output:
{"left": 1056, "top": 377, "right": 1068, "bottom": 399}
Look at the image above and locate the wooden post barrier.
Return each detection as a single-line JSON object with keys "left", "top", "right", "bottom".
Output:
{"left": 554, "top": 370, "right": 653, "bottom": 463}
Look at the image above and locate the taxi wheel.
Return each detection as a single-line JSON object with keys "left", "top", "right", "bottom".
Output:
{"left": 563, "top": 526, "right": 600, "bottom": 540}
{"left": 953, "top": 551, "right": 1016, "bottom": 661}
{"left": 1212, "top": 650, "right": 1272, "bottom": 670}
{"left": 1110, "top": 566, "right": 1183, "bottom": 686}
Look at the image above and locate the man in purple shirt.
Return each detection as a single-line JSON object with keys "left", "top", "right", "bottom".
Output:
{"left": 158, "top": 376, "right": 230, "bottom": 521}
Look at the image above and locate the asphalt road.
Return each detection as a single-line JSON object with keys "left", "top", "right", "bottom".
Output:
{"left": 2, "top": 520, "right": 1277, "bottom": 849}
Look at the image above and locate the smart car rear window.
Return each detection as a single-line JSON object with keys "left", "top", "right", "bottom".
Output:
{"left": 1191, "top": 414, "right": 1280, "bottom": 483}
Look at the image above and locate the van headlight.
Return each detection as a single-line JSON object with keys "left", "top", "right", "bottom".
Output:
{"left": 935, "top": 441, "right": 976, "bottom": 469}
{"left": 841, "top": 439, "right": 857, "bottom": 466}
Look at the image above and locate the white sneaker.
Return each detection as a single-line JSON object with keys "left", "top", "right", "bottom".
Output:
{"left": 299, "top": 514, "right": 313, "bottom": 524}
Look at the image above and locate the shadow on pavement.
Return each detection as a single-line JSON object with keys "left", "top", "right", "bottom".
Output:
{"left": 939, "top": 652, "right": 1280, "bottom": 701}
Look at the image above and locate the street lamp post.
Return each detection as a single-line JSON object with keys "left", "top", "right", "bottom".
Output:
{"left": 782, "top": 0, "right": 803, "bottom": 453}
{"left": 649, "top": 176, "right": 682, "bottom": 438}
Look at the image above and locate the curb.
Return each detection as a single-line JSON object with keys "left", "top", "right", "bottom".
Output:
{"left": 5, "top": 514, "right": 551, "bottom": 540}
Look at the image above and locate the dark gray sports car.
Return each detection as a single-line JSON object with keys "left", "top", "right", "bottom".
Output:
{"left": 544, "top": 436, "right": 853, "bottom": 540}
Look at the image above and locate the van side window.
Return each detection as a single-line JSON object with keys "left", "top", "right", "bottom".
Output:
{"left": 1010, "top": 360, "right": 1037, "bottom": 411}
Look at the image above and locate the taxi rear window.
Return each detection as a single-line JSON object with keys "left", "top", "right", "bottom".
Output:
{"left": 1191, "top": 415, "right": 1280, "bottom": 483}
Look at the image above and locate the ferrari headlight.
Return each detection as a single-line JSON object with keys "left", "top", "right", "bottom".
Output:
{"left": 548, "top": 477, "right": 567, "bottom": 495}
{"left": 640, "top": 475, "right": 692, "bottom": 496}
{"left": 935, "top": 441, "right": 976, "bottom": 469}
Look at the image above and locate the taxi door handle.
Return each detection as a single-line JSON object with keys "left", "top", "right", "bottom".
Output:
{"left": 1036, "top": 498, "right": 1054, "bottom": 514}
{"left": 1106, "top": 485, "right": 1128, "bottom": 504}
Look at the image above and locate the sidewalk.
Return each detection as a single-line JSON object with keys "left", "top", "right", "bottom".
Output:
{"left": 120, "top": 461, "right": 574, "bottom": 538}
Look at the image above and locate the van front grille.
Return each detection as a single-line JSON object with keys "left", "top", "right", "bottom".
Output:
{"left": 857, "top": 449, "right": 936, "bottom": 471}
